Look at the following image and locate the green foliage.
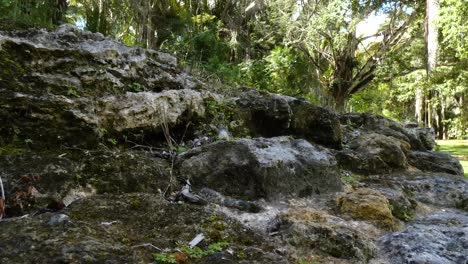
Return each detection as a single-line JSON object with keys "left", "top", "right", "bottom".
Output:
{"left": 176, "top": 146, "right": 187, "bottom": 153}
{"left": 153, "top": 253, "right": 176, "bottom": 264}
{"left": 204, "top": 98, "right": 235, "bottom": 132}
{"left": 107, "top": 138, "right": 117, "bottom": 145}
{"left": 265, "top": 0, "right": 422, "bottom": 109}
{"left": 342, "top": 174, "right": 362, "bottom": 187}
{"left": 0, "top": 144, "right": 26, "bottom": 155}
{"left": 0, "top": 0, "right": 58, "bottom": 30}
{"left": 239, "top": 46, "right": 322, "bottom": 102}
{"left": 439, "top": 0, "right": 468, "bottom": 59}
{"left": 128, "top": 83, "right": 145, "bottom": 93}
{"left": 153, "top": 242, "right": 229, "bottom": 263}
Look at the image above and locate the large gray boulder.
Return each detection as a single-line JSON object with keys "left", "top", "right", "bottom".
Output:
{"left": 362, "top": 172, "right": 468, "bottom": 213}
{"left": 0, "top": 25, "right": 210, "bottom": 148}
{"left": 336, "top": 133, "right": 409, "bottom": 175}
{"left": 408, "top": 151, "right": 464, "bottom": 176}
{"left": 340, "top": 113, "right": 435, "bottom": 151}
{"left": 0, "top": 88, "right": 211, "bottom": 147}
{"left": 233, "top": 89, "right": 342, "bottom": 149}
{"left": 0, "top": 25, "right": 200, "bottom": 97}
{"left": 176, "top": 137, "right": 343, "bottom": 199}
{"left": 0, "top": 150, "right": 172, "bottom": 216}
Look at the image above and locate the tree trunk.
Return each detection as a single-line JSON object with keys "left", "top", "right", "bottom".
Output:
{"left": 415, "top": 88, "right": 424, "bottom": 124}
{"left": 334, "top": 89, "right": 347, "bottom": 112}
{"left": 331, "top": 32, "right": 357, "bottom": 112}
{"left": 426, "top": 0, "right": 439, "bottom": 127}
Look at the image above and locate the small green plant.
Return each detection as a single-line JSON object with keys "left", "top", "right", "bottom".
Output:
{"left": 129, "top": 83, "right": 145, "bottom": 92}
{"left": 67, "top": 87, "right": 80, "bottom": 97}
{"left": 154, "top": 253, "right": 177, "bottom": 264}
{"left": 24, "top": 138, "right": 33, "bottom": 145}
{"left": 0, "top": 144, "right": 26, "bottom": 155}
{"left": 107, "top": 138, "right": 118, "bottom": 145}
{"left": 153, "top": 241, "right": 229, "bottom": 263}
{"left": 343, "top": 174, "right": 362, "bottom": 186}
{"left": 176, "top": 146, "right": 187, "bottom": 153}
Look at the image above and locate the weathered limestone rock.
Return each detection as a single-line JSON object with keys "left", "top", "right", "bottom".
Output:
{"left": 278, "top": 208, "right": 377, "bottom": 262}
{"left": 0, "top": 88, "right": 212, "bottom": 147}
{"left": 1, "top": 25, "right": 467, "bottom": 264}
{"left": 405, "top": 126, "right": 436, "bottom": 150}
{"left": 361, "top": 172, "right": 468, "bottom": 212}
{"left": 177, "top": 136, "right": 343, "bottom": 199}
{"left": 336, "top": 133, "right": 409, "bottom": 175}
{"left": 0, "top": 193, "right": 288, "bottom": 264}
{"left": 288, "top": 98, "right": 342, "bottom": 149}
{"left": 233, "top": 89, "right": 293, "bottom": 137}
{"left": 377, "top": 210, "right": 468, "bottom": 264}
{"left": 232, "top": 89, "right": 342, "bottom": 149}
{"left": 0, "top": 25, "right": 200, "bottom": 97}
{"left": 408, "top": 151, "right": 464, "bottom": 176}
{"left": 340, "top": 113, "right": 435, "bottom": 151}
{"left": 0, "top": 150, "right": 171, "bottom": 216}
{"left": 0, "top": 25, "right": 212, "bottom": 147}
{"left": 369, "top": 186, "right": 418, "bottom": 221}
{"left": 336, "top": 188, "right": 396, "bottom": 229}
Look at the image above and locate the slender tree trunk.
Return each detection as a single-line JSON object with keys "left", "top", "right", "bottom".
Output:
{"left": 415, "top": 88, "right": 424, "bottom": 124}
{"left": 426, "top": 0, "right": 439, "bottom": 127}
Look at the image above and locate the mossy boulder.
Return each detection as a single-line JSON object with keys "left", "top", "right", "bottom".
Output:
{"left": 336, "top": 188, "right": 397, "bottom": 229}
{"left": 336, "top": 133, "right": 409, "bottom": 175}
{"left": 0, "top": 25, "right": 200, "bottom": 97}
{"left": 408, "top": 151, "right": 464, "bottom": 176}
{"left": 278, "top": 208, "right": 377, "bottom": 262}
{"left": 340, "top": 113, "right": 434, "bottom": 151}
{"left": 232, "top": 89, "right": 342, "bottom": 149}
{"left": 177, "top": 136, "right": 343, "bottom": 200}
{"left": 0, "top": 88, "right": 212, "bottom": 148}
{"left": 0, "top": 150, "right": 171, "bottom": 217}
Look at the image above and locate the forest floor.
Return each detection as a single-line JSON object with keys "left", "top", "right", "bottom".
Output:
{"left": 437, "top": 140, "right": 468, "bottom": 177}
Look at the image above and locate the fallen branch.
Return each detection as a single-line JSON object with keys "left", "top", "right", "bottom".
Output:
{"left": 132, "top": 243, "right": 163, "bottom": 252}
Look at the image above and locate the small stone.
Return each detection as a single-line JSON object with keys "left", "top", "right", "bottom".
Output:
{"left": 47, "top": 214, "right": 70, "bottom": 226}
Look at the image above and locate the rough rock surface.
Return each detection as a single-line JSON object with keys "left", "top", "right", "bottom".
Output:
{"left": 377, "top": 209, "right": 468, "bottom": 264}
{"left": 0, "top": 193, "right": 287, "bottom": 264}
{"left": 336, "top": 133, "right": 409, "bottom": 175}
{"left": 277, "top": 208, "right": 378, "bottom": 262}
{"left": 336, "top": 188, "right": 396, "bottom": 229}
{"left": 340, "top": 113, "right": 433, "bottom": 151}
{"left": 0, "top": 88, "right": 212, "bottom": 147}
{"left": 0, "top": 24, "right": 200, "bottom": 97}
{"left": 408, "top": 151, "right": 464, "bottom": 176}
{"left": 362, "top": 172, "right": 468, "bottom": 216}
{"left": 0, "top": 25, "right": 213, "bottom": 148}
{"left": 233, "top": 89, "right": 342, "bottom": 149}
{"left": 338, "top": 113, "right": 464, "bottom": 176}
{"left": 177, "top": 136, "right": 343, "bottom": 199}
{"left": 0, "top": 150, "right": 171, "bottom": 216}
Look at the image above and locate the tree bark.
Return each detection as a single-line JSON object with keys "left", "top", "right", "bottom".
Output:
{"left": 425, "top": 0, "right": 439, "bottom": 127}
